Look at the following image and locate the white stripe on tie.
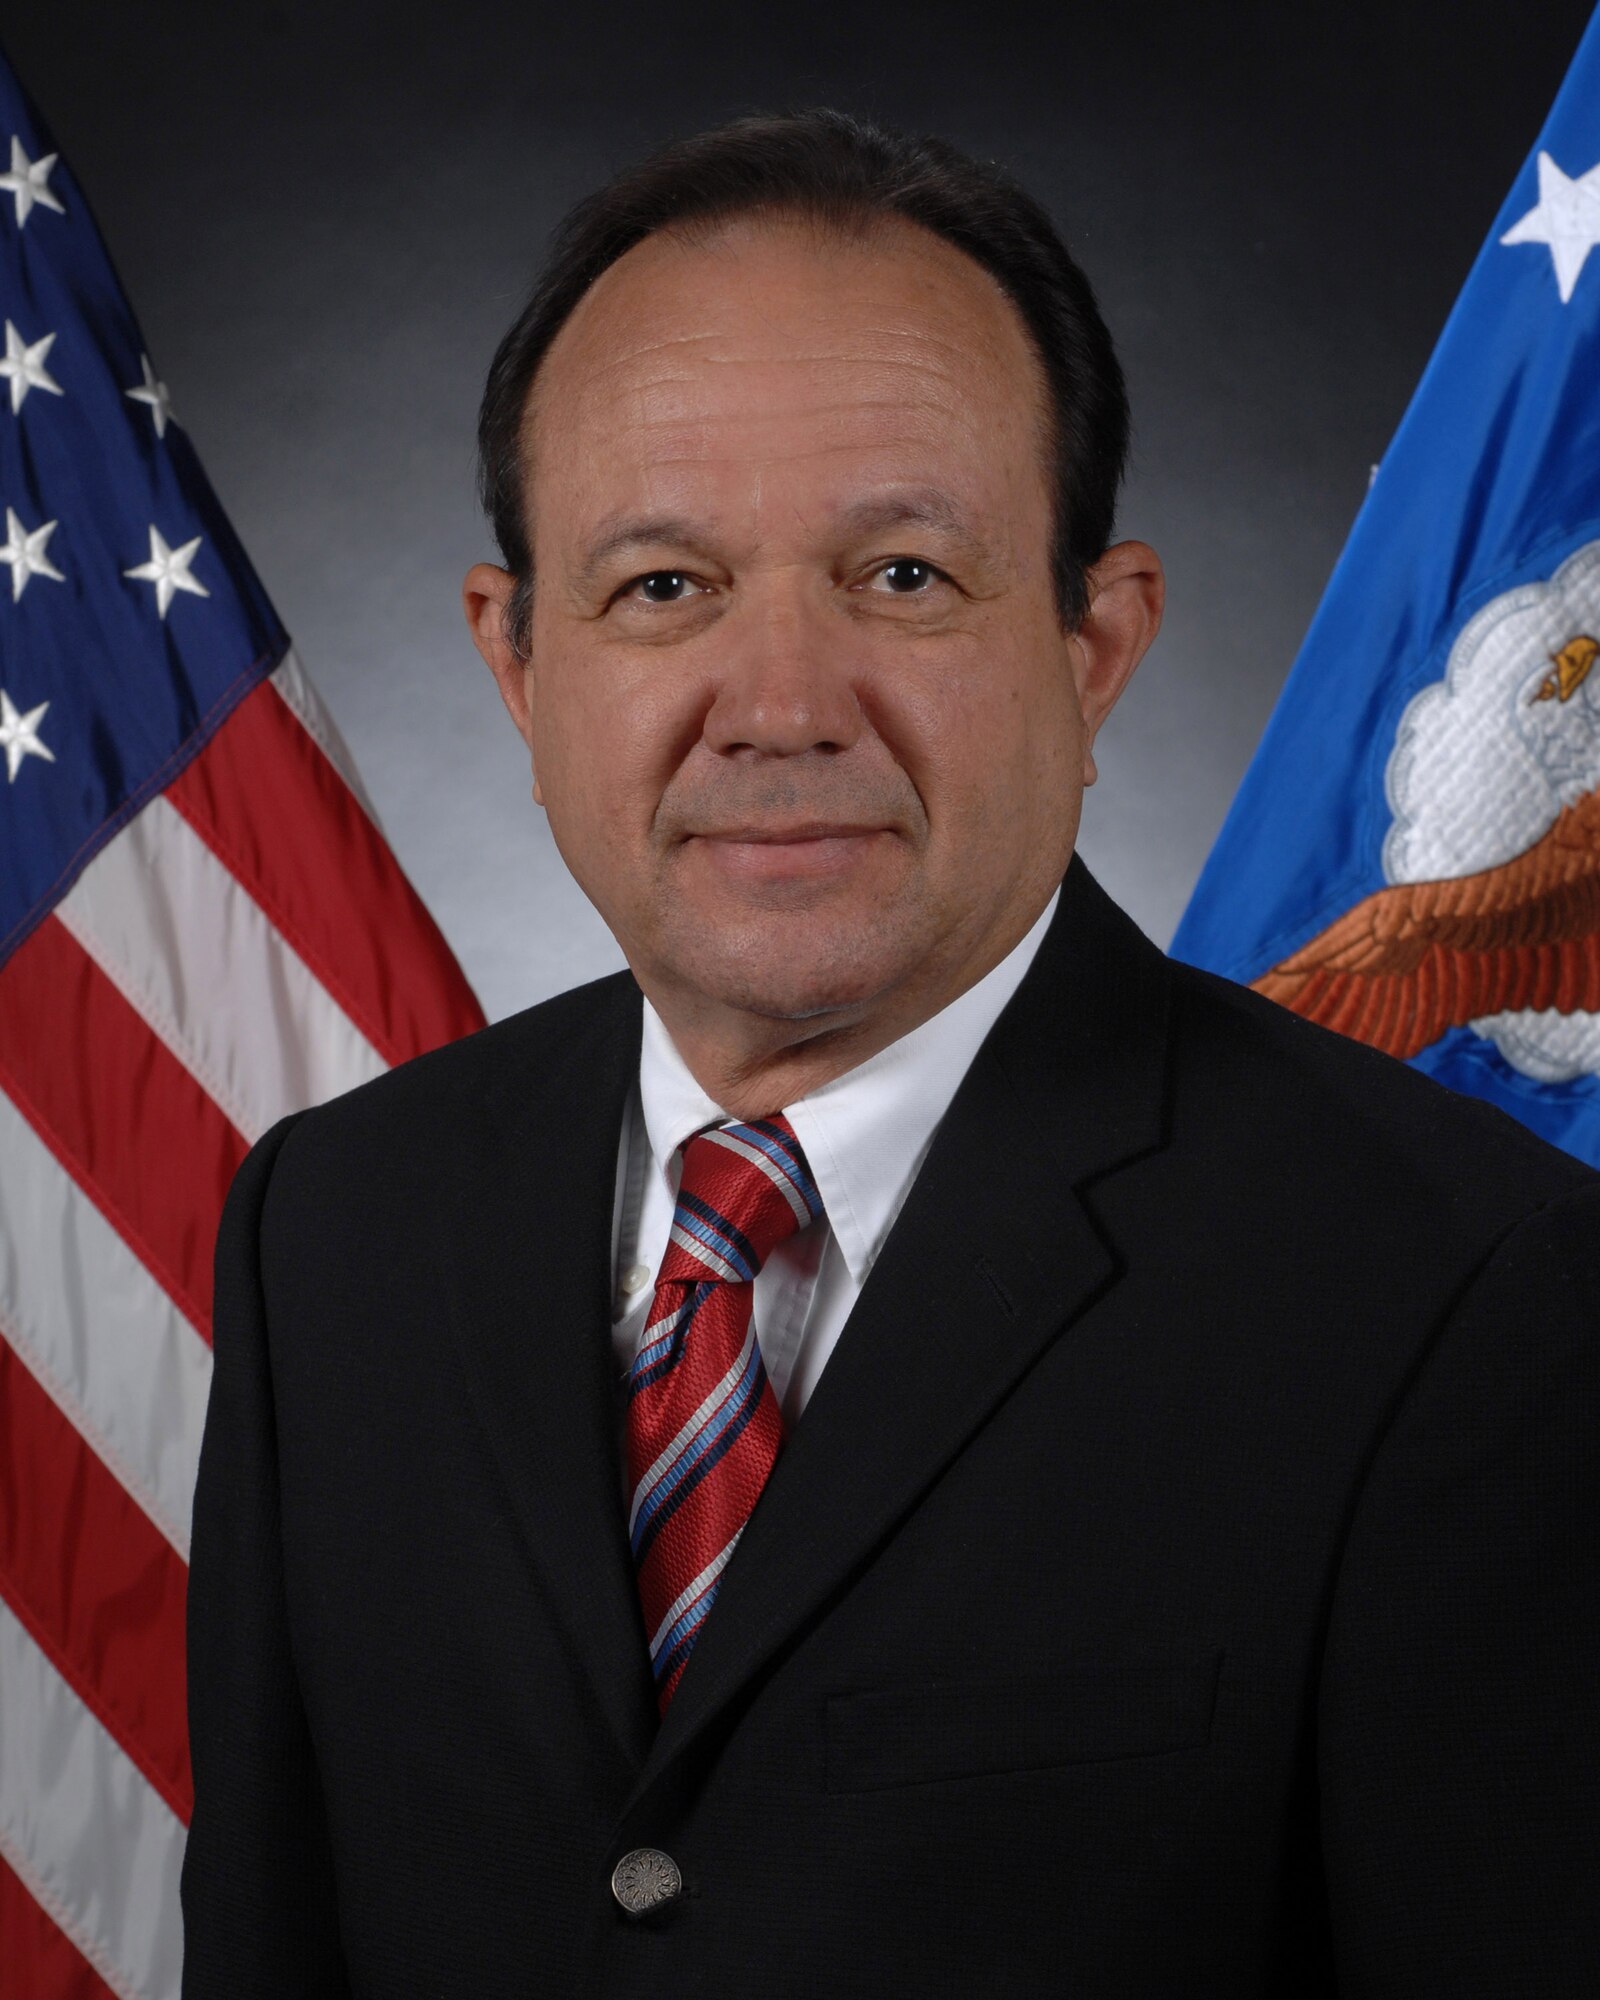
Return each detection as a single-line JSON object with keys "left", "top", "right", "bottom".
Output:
{"left": 667, "top": 1220, "right": 743, "bottom": 1282}
{"left": 628, "top": 1318, "right": 758, "bottom": 1535}
{"left": 701, "top": 1126, "right": 811, "bottom": 1227}
{"left": 647, "top": 1530, "right": 743, "bottom": 1660}
{"left": 636, "top": 1290, "right": 694, "bottom": 1357}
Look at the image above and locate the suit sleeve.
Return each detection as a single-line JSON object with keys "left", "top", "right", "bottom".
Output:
{"left": 181, "top": 1114, "right": 351, "bottom": 1997}
{"left": 1319, "top": 1177, "right": 1600, "bottom": 1994}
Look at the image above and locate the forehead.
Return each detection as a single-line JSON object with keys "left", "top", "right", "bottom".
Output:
{"left": 522, "top": 213, "right": 1050, "bottom": 548}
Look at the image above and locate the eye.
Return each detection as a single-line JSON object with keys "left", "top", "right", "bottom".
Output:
{"left": 625, "top": 570, "right": 705, "bottom": 604}
{"left": 868, "top": 558, "right": 942, "bottom": 595}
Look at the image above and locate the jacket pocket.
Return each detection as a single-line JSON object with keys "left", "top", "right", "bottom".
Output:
{"left": 824, "top": 1652, "right": 1222, "bottom": 1793}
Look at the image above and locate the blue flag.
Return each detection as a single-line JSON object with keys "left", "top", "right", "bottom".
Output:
{"left": 0, "top": 52, "right": 288, "bottom": 966}
{"left": 1172, "top": 6, "right": 1600, "bottom": 1164}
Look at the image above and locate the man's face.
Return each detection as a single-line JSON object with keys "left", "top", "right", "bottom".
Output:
{"left": 473, "top": 215, "right": 1154, "bottom": 1038}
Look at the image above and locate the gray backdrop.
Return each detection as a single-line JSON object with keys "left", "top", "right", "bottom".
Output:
{"left": 7, "top": 1, "right": 1591, "bottom": 1021}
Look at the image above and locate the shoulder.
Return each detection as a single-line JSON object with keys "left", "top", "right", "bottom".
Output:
{"left": 236, "top": 967, "right": 641, "bottom": 1227}
{"left": 1162, "top": 954, "right": 1595, "bottom": 1238}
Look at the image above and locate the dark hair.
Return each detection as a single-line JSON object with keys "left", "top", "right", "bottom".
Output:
{"left": 477, "top": 108, "right": 1128, "bottom": 644}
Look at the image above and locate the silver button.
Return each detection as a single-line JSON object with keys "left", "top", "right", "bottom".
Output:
{"left": 611, "top": 1847, "right": 682, "bottom": 1916}
{"left": 623, "top": 1263, "right": 653, "bottom": 1297}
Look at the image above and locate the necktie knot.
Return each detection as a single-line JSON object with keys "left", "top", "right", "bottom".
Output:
{"left": 660, "top": 1114, "right": 822, "bottom": 1289}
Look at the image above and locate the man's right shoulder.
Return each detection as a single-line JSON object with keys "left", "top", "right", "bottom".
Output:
{"left": 243, "top": 965, "right": 641, "bottom": 1214}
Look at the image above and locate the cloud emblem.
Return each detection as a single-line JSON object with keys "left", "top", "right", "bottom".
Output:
{"left": 1384, "top": 536, "right": 1600, "bottom": 1079}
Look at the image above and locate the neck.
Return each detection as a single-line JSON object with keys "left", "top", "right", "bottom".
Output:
{"left": 636, "top": 904, "right": 1050, "bottom": 1120}
{"left": 656, "top": 1005, "right": 919, "bottom": 1121}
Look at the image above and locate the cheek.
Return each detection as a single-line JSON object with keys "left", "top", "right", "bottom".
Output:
{"left": 863, "top": 633, "right": 1078, "bottom": 831}
{"left": 529, "top": 642, "right": 706, "bottom": 829}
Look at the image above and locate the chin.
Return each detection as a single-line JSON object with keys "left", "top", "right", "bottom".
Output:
{"left": 702, "top": 959, "right": 891, "bottom": 1025}
{"left": 662, "top": 905, "right": 922, "bottom": 1024}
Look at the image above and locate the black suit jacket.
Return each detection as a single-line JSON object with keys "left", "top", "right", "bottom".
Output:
{"left": 182, "top": 860, "right": 1600, "bottom": 1996}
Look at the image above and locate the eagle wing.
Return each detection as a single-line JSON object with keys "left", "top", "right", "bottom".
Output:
{"left": 1252, "top": 787, "right": 1600, "bottom": 1058}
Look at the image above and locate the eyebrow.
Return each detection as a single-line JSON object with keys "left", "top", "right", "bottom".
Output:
{"left": 572, "top": 515, "right": 713, "bottom": 595}
{"left": 571, "top": 488, "right": 989, "bottom": 595}
{"left": 832, "top": 490, "right": 986, "bottom": 558}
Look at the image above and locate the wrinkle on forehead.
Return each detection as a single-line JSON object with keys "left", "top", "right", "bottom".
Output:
{"left": 580, "top": 405, "right": 990, "bottom": 466}
{"left": 547, "top": 331, "right": 1020, "bottom": 458}
{"left": 576, "top": 319, "right": 1002, "bottom": 375}
{"left": 532, "top": 207, "right": 1042, "bottom": 422}
{"left": 521, "top": 212, "right": 1052, "bottom": 565}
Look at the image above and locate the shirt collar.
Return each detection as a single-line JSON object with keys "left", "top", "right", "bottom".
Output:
{"left": 637, "top": 889, "right": 1058, "bottom": 1286}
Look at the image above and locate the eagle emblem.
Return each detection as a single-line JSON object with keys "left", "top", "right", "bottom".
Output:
{"left": 1254, "top": 539, "right": 1600, "bottom": 1081}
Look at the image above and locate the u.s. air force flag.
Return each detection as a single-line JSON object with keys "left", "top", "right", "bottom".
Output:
{"left": 1172, "top": 6, "right": 1600, "bottom": 1164}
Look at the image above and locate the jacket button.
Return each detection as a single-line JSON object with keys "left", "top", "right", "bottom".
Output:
{"left": 611, "top": 1847, "right": 682, "bottom": 1916}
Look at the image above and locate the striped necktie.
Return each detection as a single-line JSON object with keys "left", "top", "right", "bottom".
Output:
{"left": 624, "top": 1114, "right": 822, "bottom": 1712}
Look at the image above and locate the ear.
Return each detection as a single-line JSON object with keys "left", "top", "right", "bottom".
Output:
{"left": 1070, "top": 540, "right": 1164, "bottom": 786}
{"left": 463, "top": 563, "right": 543, "bottom": 801}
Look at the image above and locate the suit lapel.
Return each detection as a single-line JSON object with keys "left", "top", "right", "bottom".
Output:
{"left": 623, "top": 859, "right": 1173, "bottom": 1814}
{"left": 441, "top": 973, "right": 659, "bottom": 1772}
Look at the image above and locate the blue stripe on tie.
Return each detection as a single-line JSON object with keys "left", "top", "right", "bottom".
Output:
{"left": 630, "top": 1344, "right": 765, "bottom": 1564}
{"left": 674, "top": 1191, "right": 758, "bottom": 1277}
{"left": 678, "top": 1189, "right": 761, "bottom": 1272}
{"left": 630, "top": 1341, "right": 761, "bottom": 1554}
{"left": 649, "top": 1570, "right": 725, "bottom": 1667}
{"left": 726, "top": 1120, "right": 823, "bottom": 1221}
{"left": 627, "top": 1347, "right": 678, "bottom": 1398}
{"left": 652, "top": 1583, "right": 720, "bottom": 1686}
{"left": 627, "top": 1283, "right": 712, "bottom": 1400}
{"left": 632, "top": 1329, "right": 759, "bottom": 1522}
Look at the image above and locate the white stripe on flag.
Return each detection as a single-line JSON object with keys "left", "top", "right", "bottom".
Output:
{"left": 0, "top": 1087, "right": 211, "bottom": 1557}
{"left": 269, "top": 647, "right": 383, "bottom": 827}
{"left": 55, "top": 793, "right": 387, "bottom": 1142}
{"left": 0, "top": 1596, "right": 186, "bottom": 2000}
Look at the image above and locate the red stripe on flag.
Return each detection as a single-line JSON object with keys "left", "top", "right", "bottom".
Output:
{"left": 0, "top": 1853, "right": 120, "bottom": 2000}
{"left": 0, "top": 1335, "right": 192, "bottom": 1823}
{"left": 0, "top": 917, "right": 246, "bottom": 1339}
{"left": 167, "top": 679, "right": 486, "bottom": 1065}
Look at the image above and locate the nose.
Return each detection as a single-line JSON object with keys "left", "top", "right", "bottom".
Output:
{"left": 701, "top": 587, "right": 863, "bottom": 759}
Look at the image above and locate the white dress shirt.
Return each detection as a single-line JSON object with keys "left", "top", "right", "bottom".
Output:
{"left": 609, "top": 891, "right": 1058, "bottom": 1423}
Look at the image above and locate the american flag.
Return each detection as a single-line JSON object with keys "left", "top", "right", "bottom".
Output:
{"left": 0, "top": 55, "right": 485, "bottom": 1996}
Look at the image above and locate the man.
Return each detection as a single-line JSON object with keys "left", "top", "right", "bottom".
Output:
{"left": 182, "top": 111, "right": 1598, "bottom": 1995}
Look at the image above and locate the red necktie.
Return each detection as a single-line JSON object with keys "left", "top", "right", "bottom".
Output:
{"left": 624, "top": 1114, "right": 822, "bottom": 1712}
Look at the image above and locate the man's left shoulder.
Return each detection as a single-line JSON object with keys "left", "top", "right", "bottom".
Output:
{"left": 1162, "top": 954, "right": 1598, "bottom": 1253}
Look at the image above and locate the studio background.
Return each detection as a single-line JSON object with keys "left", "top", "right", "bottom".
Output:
{"left": 7, "top": 0, "right": 1591, "bottom": 1022}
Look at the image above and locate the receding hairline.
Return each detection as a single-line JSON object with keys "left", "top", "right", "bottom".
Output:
{"left": 514, "top": 203, "right": 1057, "bottom": 535}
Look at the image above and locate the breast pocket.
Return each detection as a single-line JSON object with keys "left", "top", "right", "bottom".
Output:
{"left": 824, "top": 1653, "right": 1222, "bottom": 1793}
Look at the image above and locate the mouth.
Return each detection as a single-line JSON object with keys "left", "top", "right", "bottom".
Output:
{"left": 687, "top": 823, "right": 892, "bottom": 884}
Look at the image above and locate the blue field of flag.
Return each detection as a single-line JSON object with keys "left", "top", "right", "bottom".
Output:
{"left": 0, "top": 53, "right": 287, "bottom": 967}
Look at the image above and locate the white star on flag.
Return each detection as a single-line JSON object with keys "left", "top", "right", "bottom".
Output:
{"left": 124, "top": 524, "right": 209, "bottom": 618}
{"left": 0, "top": 135, "right": 64, "bottom": 229}
{"left": 0, "top": 685, "right": 55, "bottom": 781}
{"left": 1501, "top": 149, "right": 1600, "bottom": 304}
{"left": 125, "top": 352, "right": 176, "bottom": 438}
{"left": 0, "top": 319, "right": 63, "bottom": 413}
{"left": 0, "top": 507, "right": 65, "bottom": 600}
